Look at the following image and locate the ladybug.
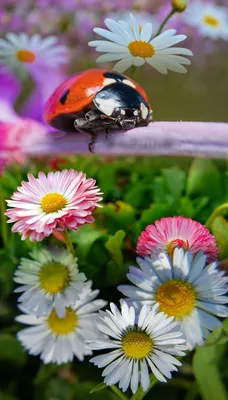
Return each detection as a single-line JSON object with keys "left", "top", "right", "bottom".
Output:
{"left": 43, "top": 69, "right": 152, "bottom": 151}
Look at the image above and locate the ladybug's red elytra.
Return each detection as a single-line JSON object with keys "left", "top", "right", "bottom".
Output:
{"left": 43, "top": 69, "right": 152, "bottom": 150}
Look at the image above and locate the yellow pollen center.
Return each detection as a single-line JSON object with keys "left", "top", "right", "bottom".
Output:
{"left": 203, "top": 15, "right": 219, "bottom": 27}
{"left": 48, "top": 308, "right": 78, "bottom": 335}
{"left": 155, "top": 279, "right": 196, "bottom": 318}
{"left": 39, "top": 262, "right": 69, "bottom": 293}
{"left": 41, "top": 193, "right": 66, "bottom": 213}
{"left": 166, "top": 239, "right": 189, "bottom": 257}
{"left": 122, "top": 331, "right": 153, "bottom": 359}
{"left": 128, "top": 41, "right": 155, "bottom": 58}
{"left": 16, "top": 49, "right": 36, "bottom": 63}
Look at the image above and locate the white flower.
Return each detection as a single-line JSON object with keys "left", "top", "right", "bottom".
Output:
{"left": 88, "top": 302, "right": 186, "bottom": 393}
{"left": 88, "top": 14, "right": 193, "bottom": 74}
{"left": 16, "top": 281, "right": 107, "bottom": 365}
{"left": 0, "top": 33, "right": 69, "bottom": 77}
{"left": 14, "top": 248, "right": 87, "bottom": 318}
{"left": 119, "top": 248, "right": 228, "bottom": 349}
{"left": 183, "top": 2, "right": 228, "bottom": 40}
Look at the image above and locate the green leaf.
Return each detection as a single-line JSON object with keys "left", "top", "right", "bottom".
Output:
{"left": 70, "top": 225, "right": 107, "bottom": 260}
{"left": 193, "top": 334, "right": 227, "bottom": 400}
{"left": 42, "top": 378, "right": 72, "bottom": 400}
{"left": 72, "top": 382, "right": 119, "bottom": 400}
{"left": 187, "top": 159, "right": 222, "bottom": 200}
{"left": 124, "top": 183, "right": 153, "bottom": 208}
{"left": 0, "top": 334, "right": 27, "bottom": 366}
{"left": 105, "top": 230, "right": 126, "bottom": 267}
{"left": 34, "top": 363, "right": 59, "bottom": 385}
{"left": 0, "top": 392, "right": 17, "bottom": 400}
{"left": 138, "top": 203, "right": 175, "bottom": 232}
{"left": 162, "top": 166, "right": 186, "bottom": 199}
{"left": 211, "top": 216, "right": 228, "bottom": 259}
{"left": 90, "top": 382, "right": 107, "bottom": 393}
{"left": 102, "top": 201, "right": 135, "bottom": 229}
{"left": 152, "top": 176, "right": 168, "bottom": 203}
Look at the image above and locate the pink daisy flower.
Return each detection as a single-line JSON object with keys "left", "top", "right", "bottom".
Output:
{"left": 137, "top": 216, "right": 218, "bottom": 263}
{"left": 5, "top": 169, "right": 102, "bottom": 242}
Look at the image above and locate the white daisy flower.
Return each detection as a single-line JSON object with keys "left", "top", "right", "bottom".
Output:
{"left": 0, "top": 33, "right": 69, "bottom": 77}
{"left": 119, "top": 248, "right": 228, "bottom": 349}
{"left": 88, "top": 14, "right": 193, "bottom": 74}
{"left": 16, "top": 281, "right": 107, "bottom": 364}
{"left": 183, "top": 2, "right": 228, "bottom": 40}
{"left": 14, "top": 248, "right": 87, "bottom": 318}
{"left": 88, "top": 302, "right": 186, "bottom": 393}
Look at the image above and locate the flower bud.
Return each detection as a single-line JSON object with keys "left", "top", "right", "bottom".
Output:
{"left": 172, "top": 0, "right": 188, "bottom": 12}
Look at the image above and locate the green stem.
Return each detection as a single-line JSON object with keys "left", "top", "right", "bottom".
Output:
{"left": 131, "top": 375, "right": 157, "bottom": 400}
{"left": 155, "top": 9, "right": 176, "bottom": 36}
{"left": 110, "top": 385, "right": 130, "bottom": 400}
{"left": 126, "top": 65, "right": 138, "bottom": 79}
{"left": 0, "top": 194, "right": 8, "bottom": 248}
{"left": 61, "top": 230, "right": 75, "bottom": 256}
{"left": 205, "top": 203, "right": 228, "bottom": 229}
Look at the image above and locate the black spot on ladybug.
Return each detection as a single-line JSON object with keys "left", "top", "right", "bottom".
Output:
{"left": 103, "top": 71, "right": 124, "bottom": 82}
{"left": 59, "top": 89, "right": 70, "bottom": 105}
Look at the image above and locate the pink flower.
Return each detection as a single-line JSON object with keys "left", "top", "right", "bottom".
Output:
{"left": 5, "top": 169, "right": 103, "bottom": 242}
{"left": 0, "top": 119, "right": 47, "bottom": 165}
{"left": 137, "top": 216, "right": 218, "bottom": 263}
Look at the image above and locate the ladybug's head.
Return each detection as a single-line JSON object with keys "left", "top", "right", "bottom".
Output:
{"left": 93, "top": 82, "right": 152, "bottom": 130}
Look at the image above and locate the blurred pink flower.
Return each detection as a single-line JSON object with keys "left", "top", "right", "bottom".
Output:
{"left": 5, "top": 169, "right": 103, "bottom": 242}
{"left": 137, "top": 216, "right": 219, "bottom": 263}
{"left": 0, "top": 119, "right": 47, "bottom": 164}
{"left": 0, "top": 68, "right": 47, "bottom": 167}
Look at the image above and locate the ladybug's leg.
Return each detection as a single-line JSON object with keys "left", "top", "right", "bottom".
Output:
{"left": 105, "top": 128, "right": 111, "bottom": 139}
{"left": 85, "top": 110, "right": 101, "bottom": 122}
{"left": 88, "top": 133, "right": 96, "bottom": 153}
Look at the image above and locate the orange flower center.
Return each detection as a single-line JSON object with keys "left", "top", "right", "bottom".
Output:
{"left": 166, "top": 239, "right": 189, "bottom": 257}
{"left": 128, "top": 41, "right": 155, "bottom": 58}
{"left": 16, "top": 49, "right": 36, "bottom": 63}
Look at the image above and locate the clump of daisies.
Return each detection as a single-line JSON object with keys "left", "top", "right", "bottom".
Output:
{"left": 9, "top": 169, "right": 106, "bottom": 365}
{"left": 8, "top": 170, "right": 228, "bottom": 397}
{"left": 89, "top": 13, "right": 193, "bottom": 74}
{"left": 119, "top": 217, "right": 228, "bottom": 349}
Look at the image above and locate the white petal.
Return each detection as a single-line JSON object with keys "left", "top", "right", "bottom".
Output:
{"left": 131, "top": 361, "right": 139, "bottom": 394}
{"left": 140, "top": 360, "right": 150, "bottom": 392}
{"left": 113, "top": 57, "right": 133, "bottom": 73}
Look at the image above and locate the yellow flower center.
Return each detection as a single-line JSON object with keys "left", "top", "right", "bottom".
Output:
{"left": 203, "top": 15, "right": 219, "bottom": 27}
{"left": 166, "top": 239, "right": 189, "bottom": 257}
{"left": 155, "top": 279, "right": 196, "bottom": 318}
{"left": 128, "top": 41, "right": 155, "bottom": 58}
{"left": 16, "top": 49, "right": 36, "bottom": 63}
{"left": 48, "top": 308, "right": 78, "bottom": 335}
{"left": 41, "top": 193, "right": 66, "bottom": 213}
{"left": 122, "top": 331, "right": 153, "bottom": 359}
{"left": 39, "top": 262, "right": 69, "bottom": 294}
